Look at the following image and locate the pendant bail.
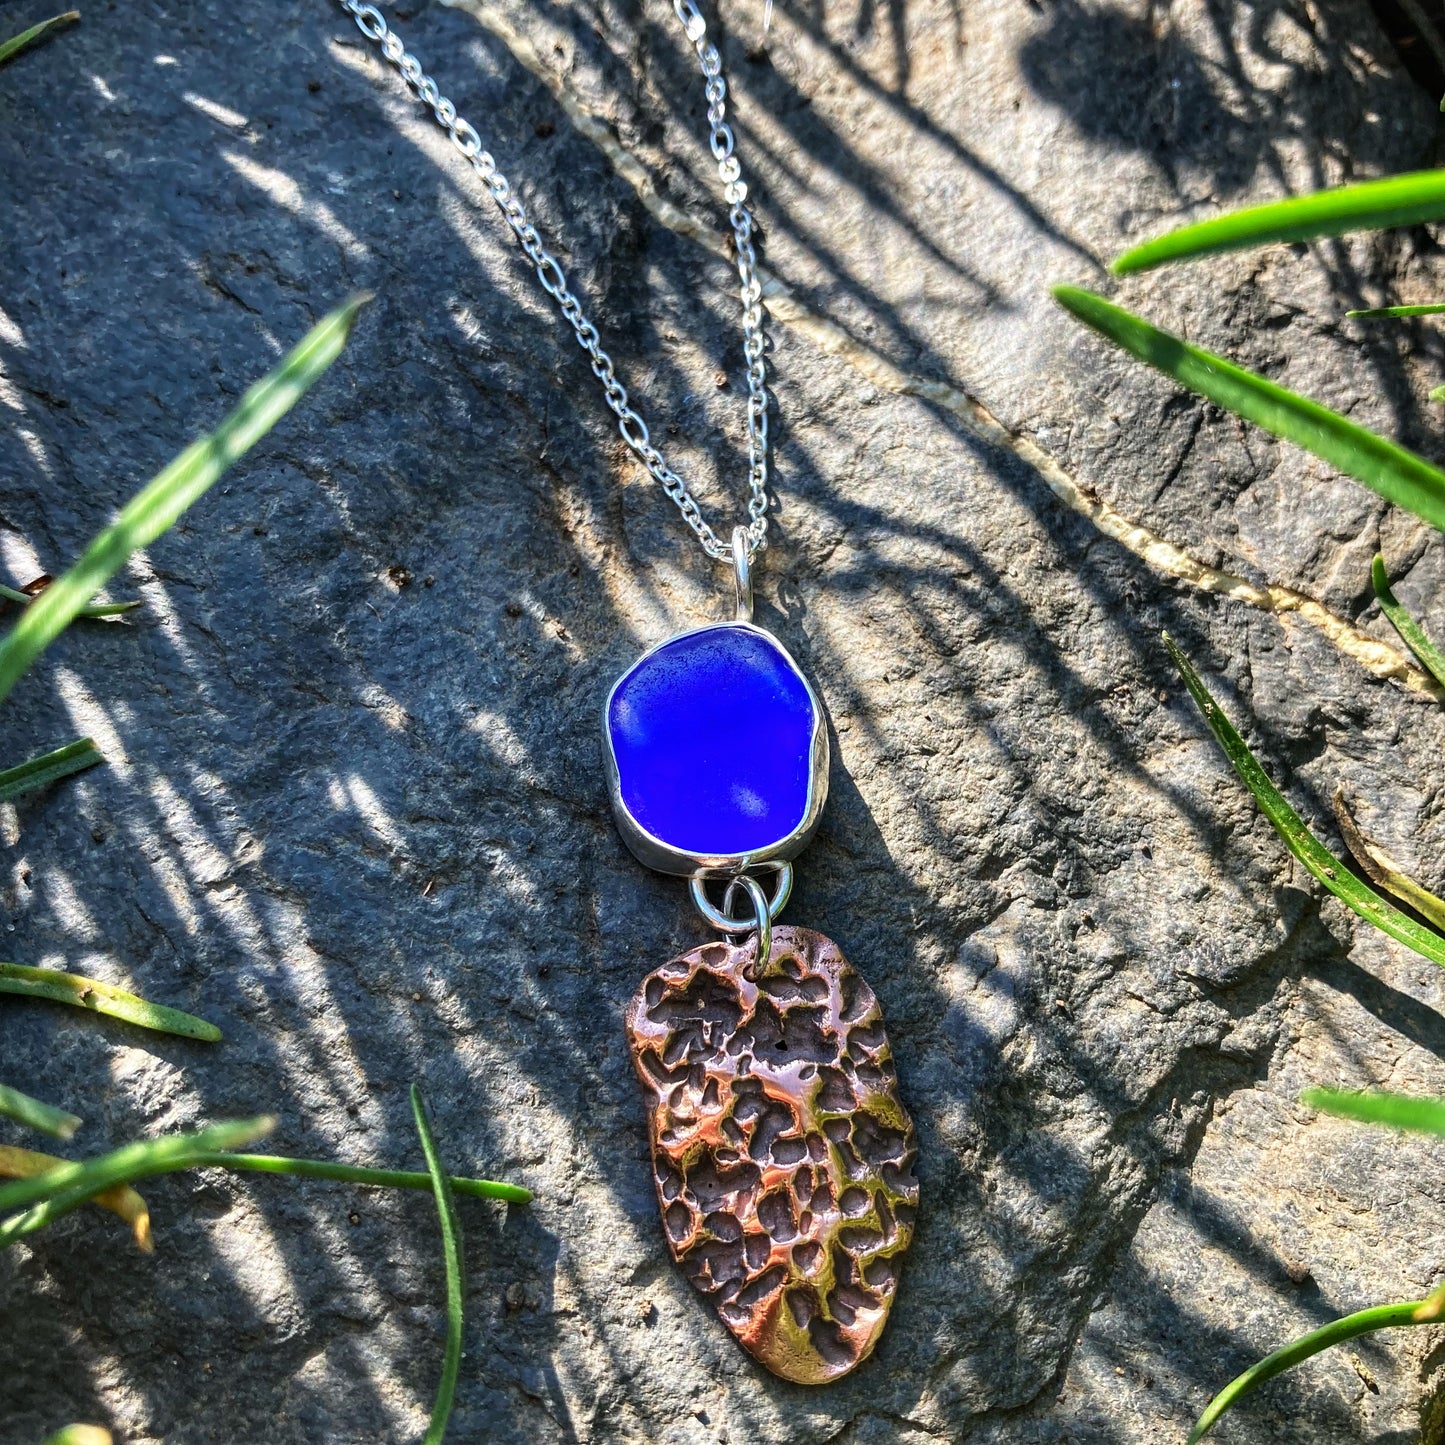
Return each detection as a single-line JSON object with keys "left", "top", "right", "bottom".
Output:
{"left": 689, "top": 860, "right": 793, "bottom": 953}
{"left": 731, "top": 525, "right": 753, "bottom": 623}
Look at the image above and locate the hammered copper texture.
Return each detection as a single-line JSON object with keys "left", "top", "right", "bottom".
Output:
{"left": 625, "top": 925, "right": 918, "bottom": 1384}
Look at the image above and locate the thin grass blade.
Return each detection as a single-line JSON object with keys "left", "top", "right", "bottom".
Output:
{"left": 1372, "top": 554, "right": 1445, "bottom": 688}
{"left": 0, "top": 583, "right": 138, "bottom": 619}
{"left": 1332, "top": 789, "right": 1445, "bottom": 932}
{"left": 1348, "top": 303, "right": 1445, "bottom": 319}
{"left": 0, "top": 1082, "right": 81, "bottom": 1139}
{"left": 1302, "top": 1086, "right": 1445, "bottom": 1136}
{"left": 0, "top": 1117, "right": 270, "bottom": 1212}
{"left": 0, "top": 11, "right": 78, "bottom": 66}
{"left": 187, "top": 1150, "right": 531, "bottom": 1204}
{"left": 0, "top": 1124, "right": 529, "bottom": 1251}
{"left": 1112, "top": 170, "right": 1445, "bottom": 275}
{"left": 1189, "top": 1300, "right": 1430, "bottom": 1441}
{"left": 0, "top": 294, "right": 369, "bottom": 709}
{"left": 39, "top": 1428, "right": 113, "bottom": 1445}
{"left": 0, "top": 738, "right": 102, "bottom": 803}
{"left": 412, "top": 1084, "right": 465, "bottom": 1445}
{"left": 1055, "top": 287, "right": 1445, "bottom": 534}
{"left": 0, "top": 1116, "right": 272, "bottom": 1248}
{"left": 0, "top": 1143, "right": 150, "bottom": 1249}
{"left": 0, "top": 961, "right": 221, "bottom": 1040}
{"left": 1162, "top": 634, "right": 1445, "bottom": 968}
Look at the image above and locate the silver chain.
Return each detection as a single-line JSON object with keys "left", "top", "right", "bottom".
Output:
{"left": 338, "top": 0, "right": 771, "bottom": 562}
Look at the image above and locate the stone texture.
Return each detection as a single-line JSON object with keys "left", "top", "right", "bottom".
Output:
{"left": 0, "top": 0, "right": 1444, "bottom": 1441}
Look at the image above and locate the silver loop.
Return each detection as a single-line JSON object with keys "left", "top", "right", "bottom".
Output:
{"left": 450, "top": 119, "right": 482, "bottom": 158}
{"left": 534, "top": 253, "right": 568, "bottom": 298}
{"left": 731, "top": 524, "right": 753, "bottom": 622}
{"left": 689, "top": 860, "right": 792, "bottom": 935}
{"left": 727, "top": 875, "right": 772, "bottom": 974}
{"left": 352, "top": 5, "right": 387, "bottom": 41}
{"left": 673, "top": 0, "right": 708, "bottom": 42}
{"left": 618, "top": 412, "right": 650, "bottom": 449}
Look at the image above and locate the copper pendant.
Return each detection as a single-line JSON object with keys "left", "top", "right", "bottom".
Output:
{"left": 625, "top": 925, "right": 918, "bottom": 1384}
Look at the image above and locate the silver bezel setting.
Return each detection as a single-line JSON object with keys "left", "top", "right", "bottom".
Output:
{"left": 603, "top": 621, "right": 830, "bottom": 878}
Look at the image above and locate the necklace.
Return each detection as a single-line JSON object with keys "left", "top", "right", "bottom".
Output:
{"left": 340, "top": 0, "right": 919, "bottom": 1384}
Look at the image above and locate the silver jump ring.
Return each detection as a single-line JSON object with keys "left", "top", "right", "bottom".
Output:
{"left": 689, "top": 859, "right": 792, "bottom": 936}
{"left": 690, "top": 867, "right": 790, "bottom": 977}
{"left": 728, "top": 874, "right": 771, "bottom": 974}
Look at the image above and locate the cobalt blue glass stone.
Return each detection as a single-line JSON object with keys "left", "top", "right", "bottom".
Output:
{"left": 604, "top": 622, "right": 829, "bottom": 875}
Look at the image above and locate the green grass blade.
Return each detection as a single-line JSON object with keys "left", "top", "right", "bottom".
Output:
{"left": 412, "top": 1084, "right": 465, "bottom": 1445}
{"left": 1372, "top": 554, "right": 1445, "bottom": 689}
{"left": 1347, "top": 303, "right": 1445, "bottom": 319}
{"left": 0, "top": 961, "right": 222, "bottom": 1040}
{"left": 0, "top": 1143, "right": 150, "bottom": 1248}
{"left": 1332, "top": 788, "right": 1445, "bottom": 933}
{"left": 1112, "top": 170, "right": 1445, "bottom": 275}
{"left": 1189, "top": 1300, "right": 1430, "bottom": 1441}
{"left": 0, "top": 294, "right": 369, "bottom": 709}
{"left": 0, "top": 583, "right": 138, "bottom": 619}
{"left": 1302, "top": 1087, "right": 1445, "bottom": 1136}
{"left": 1055, "top": 287, "right": 1445, "bottom": 534}
{"left": 186, "top": 1151, "right": 532, "bottom": 1204}
{"left": 0, "top": 1135, "right": 528, "bottom": 1249}
{"left": 0, "top": 738, "right": 102, "bottom": 802}
{"left": 0, "top": 11, "right": 78, "bottom": 66}
{"left": 39, "top": 1427, "right": 112, "bottom": 1445}
{"left": 0, "top": 1082, "right": 81, "bottom": 1139}
{"left": 0, "top": 1116, "right": 273, "bottom": 1246}
{"left": 1162, "top": 634, "right": 1445, "bottom": 969}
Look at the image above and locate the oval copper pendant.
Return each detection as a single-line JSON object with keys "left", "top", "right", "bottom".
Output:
{"left": 625, "top": 925, "right": 918, "bottom": 1383}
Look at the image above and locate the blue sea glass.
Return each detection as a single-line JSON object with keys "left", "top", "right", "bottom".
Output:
{"left": 607, "top": 624, "right": 820, "bottom": 862}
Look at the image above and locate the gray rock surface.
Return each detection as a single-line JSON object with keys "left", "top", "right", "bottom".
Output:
{"left": 2, "top": 0, "right": 1445, "bottom": 1440}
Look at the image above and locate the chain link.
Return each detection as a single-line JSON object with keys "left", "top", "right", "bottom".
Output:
{"left": 338, "top": 0, "right": 770, "bottom": 562}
